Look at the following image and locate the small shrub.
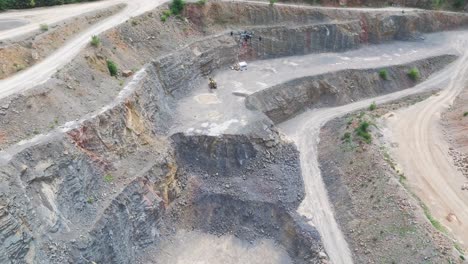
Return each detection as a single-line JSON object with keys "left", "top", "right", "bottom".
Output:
{"left": 106, "top": 60, "right": 118, "bottom": 77}
{"left": 40, "top": 24, "right": 48, "bottom": 31}
{"left": 341, "top": 132, "right": 351, "bottom": 143}
{"left": 90, "top": 35, "right": 100, "bottom": 47}
{"left": 87, "top": 197, "right": 94, "bottom": 204}
{"left": 454, "top": 0, "right": 465, "bottom": 8}
{"left": 196, "top": 0, "right": 206, "bottom": 6}
{"left": 161, "top": 15, "right": 167, "bottom": 22}
{"left": 162, "top": 10, "right": 172, "bottom": 16}
{"left": 355, "top": 121, "right": 372, "bottom": 144}
{"left": 369, "top": 102, "right": 377, "bottom": 111}
{"left": 131, "top": 20, "right": 138, "bottom": 26}
{"left": 269, "top": 0, "right": 278, "bottom": 5}
{"left": 104, "top": 174, "right": 114, "bottom": 183}
{"left": 464, "top": 111, "right": 468, "bottom": 117}
{"left": 378, "top": 69, "right": 388, "bottom": 80}
{"left": 170, "top": 0, "right": 185, "bottom": 15}
{"left": 408, "top": 67, "right": 420, "bottom": 81}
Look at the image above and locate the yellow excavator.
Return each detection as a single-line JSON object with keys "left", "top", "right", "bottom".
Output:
{"left": 209, "top": 77, "right": 217, "bottom": 89}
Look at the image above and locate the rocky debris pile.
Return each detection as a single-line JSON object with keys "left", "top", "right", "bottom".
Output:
{"left": 170, "top": 133, "right": 327, "bottom": 264}
{"left": 449, "top": 148, "right": 468, "bottom": 179}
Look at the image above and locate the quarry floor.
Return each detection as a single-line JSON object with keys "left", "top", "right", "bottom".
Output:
{"left": 173, "top": 31, "right": 454, "bottom": 136}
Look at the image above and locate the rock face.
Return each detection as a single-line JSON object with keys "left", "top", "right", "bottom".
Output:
{"left": 171, "top": 133, "right": 324, "bottom": 264}
{"left": 246, "top": 54, "right": 457, "bottom": 123}
{"left": 1, "top": 2, "right": 468, "bottom": 264}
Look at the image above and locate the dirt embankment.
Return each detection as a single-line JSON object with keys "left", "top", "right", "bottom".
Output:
{"left": 246, "top": 55, "right": 456, "bottom": 123}
{"left": 0, "top": 4, "right": 124, "bottom": 80}
{"left": 318, "top": 95, "right": 462, "bottom": 263}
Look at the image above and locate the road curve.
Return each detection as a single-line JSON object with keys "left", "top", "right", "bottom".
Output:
{"left": 385, "top": 40, "right": 468, "bottom": 248}
{"left": 278, "top": 34, "right": 465, "bottom": 263}
{"left": 0, "top": 0, "right": 128, "bottom": 40}
{"left": 0, "top": 0, "right": 166, "bottom": 100}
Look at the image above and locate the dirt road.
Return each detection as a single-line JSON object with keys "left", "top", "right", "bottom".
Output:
{"left": 0, "top": 0, "right": 127, "bottom": 40}
{"left": 0, "top": 0, "right": 165, "bottom": 100}
{"left": 277, "top": 33, "right": 467, "bottom": 263}
{"left": 384, "top": 42, "right": 468, "bottom": 248}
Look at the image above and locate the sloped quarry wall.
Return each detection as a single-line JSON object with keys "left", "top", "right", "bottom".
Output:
{"left": 0, "top": 62, "right": 325, "bottom": 263}
{"left": 246, "top": 54, "right": 457, "bottom": 123}
{"left": 170, "top": 133, "right": 325, "bottom": 263}
{"left": 188, "top": 2, "right": 468, "bottom": 44}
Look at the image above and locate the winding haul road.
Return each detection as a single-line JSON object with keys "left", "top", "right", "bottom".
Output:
{"left": 279, "top": 33, "right": 468, "bottom": 263}
{"left": 385, "top": 40, "right": 468, "bottom": 248}
{"left": 0, "top": 0, "right": 165, "bottom": 100}
{"left": 1, "top": 0, "right": 468, "bottom": 263}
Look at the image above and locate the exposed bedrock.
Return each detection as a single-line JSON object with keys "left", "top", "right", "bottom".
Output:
{"left": 2, "top": 2, "right": 468, "bottom": 149}
{"left": 170, "top": 133, "right": 325, "bottom": 263}
{"left": 171, "top": 133, "right": 304, "bottom": 206}
{"left": 2, "top": 2, "right": 468, "bottom": 263}
{"left": 0, "top": 63, "right": 324, "bottom": 263}
{"left": 246, "top": 54, "right": 456, "bottom": 123}
{"left": 188, "top": 2, "right": 468, "bottom": 43}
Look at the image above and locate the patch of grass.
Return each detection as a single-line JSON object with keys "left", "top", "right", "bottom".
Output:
{"left": 369, "top": 102, "right": 377, "bottom": 111}
{"left": 355, "top": 121, "right": 372, "bottom": 144}
{"left": 407, "top": 67, "right": 420, "bottom": 81}
{"left": 454, "top": 242, "right": 465, "bottom": 261}
{"left": 162, "top": 10, "right": 172, "bottom": 16}
{"left": 170, "top": 0, "right": 185, "bottom": 15}
{"left": 421, "top": 203, "right": 447, "bottom": 233}
{"left": 341, "top": 132, "right": 351, "bottom": 143}
{"left": 90, "top": 35, "right": 101, "bottom": 47}
{"left": 14, "top": 64, "right": 25, "bottom": 72}
{"left": 131, "top": 20, "right": 138, "bottom": 26}
{"left": 196, "top": 0, "right": 206, "bottom": 6}
{"left": 399, "top": 173, "right": 407, "bottom": 184}
{"left": 104, "top": 174, "right": 114, "bottom": 183}
{"left": 269, "top": 0, "right": 278, "bottom": 5}
{"left": 106, "top": 60, "right": 118, "bottom": 77}
{"left": 378, "top": 69, "right": 388, "bottom": 80}
{"left": 454, "top": 0, "right": 465, "bottom": 8}
{"left": 87, "top": 197, "right": 94, "bottom": 204}
{"left": 40, "top": 23, "right": 49, "bottom": 32}
{"left": 464, "top": 111, "right": 468, "bottom": 117}
{"left": 432, "top": 0, "right": 445, "bottom": 9}
{"left": 160, "top": 15, "right": 167, "bottom": 22}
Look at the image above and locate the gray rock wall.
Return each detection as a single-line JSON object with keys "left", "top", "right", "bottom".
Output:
{"left": 246, "top": 54, "right": 457, "bottom": 123}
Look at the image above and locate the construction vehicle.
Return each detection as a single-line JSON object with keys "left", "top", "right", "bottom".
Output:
{"left": 209, "top": 77, "right": 217, "bottom": 89}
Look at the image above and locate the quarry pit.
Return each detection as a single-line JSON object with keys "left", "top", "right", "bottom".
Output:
{"left": 1, "top": 1, "right": 468, "bottom": 264}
